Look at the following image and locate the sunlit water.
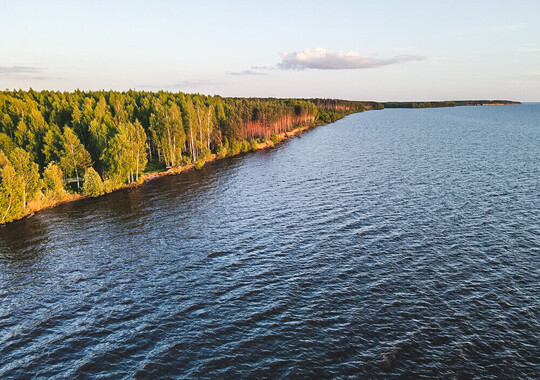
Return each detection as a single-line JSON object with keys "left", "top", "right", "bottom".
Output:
{"left": 1, "top": 105, "right": 539, "bottom": 378}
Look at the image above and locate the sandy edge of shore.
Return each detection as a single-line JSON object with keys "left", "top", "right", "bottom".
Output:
{"left": 16, "top": 124, "right": 313, "bottom": 223}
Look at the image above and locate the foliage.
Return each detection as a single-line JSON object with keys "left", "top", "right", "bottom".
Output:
{"left": 249, "top": 138, "right": 258, "bottom": 151}
{"left": 0, "top": 89, "right": 369, "bottom": 223}
{"left": 150, "top": 102, "right": 185, "bottom": 167}
{"left": 0, "top": 154, "right": 24, "bottom": 223}
{"left": 43, "top": 163, "right": 67, "bottom": 199}
{"left": 59, "top": 127, "right": 92, "bottom": 190}
{"left": 82, "top": 167, "right": 104, "bottom": 197}
{"left": 9, "top": 148, "right": 42, "bottom": 209}
{"left": 216, "top": 144, "right": 228, "bottom": 158}
{"left": 102, "top": 122, "right": 147, "bottom": 184}
{"left": 229, "top": 140, "right": 241, "bottom": 156}
{"left": 0, "top": 133, "right": 16, "bottom": 156}
{"left": 240, "top": 140, "right": 250, "bottom": 153}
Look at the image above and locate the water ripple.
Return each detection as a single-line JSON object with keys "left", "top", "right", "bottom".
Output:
{"left": 1, "top": 105, "right": 539, "bottom": 378}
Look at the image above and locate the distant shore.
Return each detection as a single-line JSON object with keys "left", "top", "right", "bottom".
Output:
{"left": 383, "top": 100, "right": 520, "bottom": 108}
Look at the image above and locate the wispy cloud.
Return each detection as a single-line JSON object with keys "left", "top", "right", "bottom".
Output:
{"left": 277, "top": 48, "right": 426, "bottom": 70}
{"left": 0, "top": 66, "right": 41, "bottom": 74}
{"left": 251, "top": 66, "right": 277, "bottom": 71}
{"left": 228, "top": 70, "right": 267, "bottom": 76}
{"left": 0, "top": 66, "right": 48, "bottom": 79}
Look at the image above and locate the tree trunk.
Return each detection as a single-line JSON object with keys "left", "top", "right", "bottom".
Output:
{"left": 206, "top": 107, "right": 211, "bottom": 151}
{"left": 75, "top": 166, "right": 79, "bottom": 189}
{"left": 197, "top": 107, "right": 204, "bottom": 158}
{"left": 2, "top": 194, "right": 12, "bottom": 223}
{"left": 136, "top": 152, "right": 139, "bottom": 181}
{"left": 190, "top": 126, "right": 196, "bottom": 161}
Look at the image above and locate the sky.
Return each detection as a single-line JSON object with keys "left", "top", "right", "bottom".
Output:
{"left": 1, "top": 0, "right": 539, "bottom": 101}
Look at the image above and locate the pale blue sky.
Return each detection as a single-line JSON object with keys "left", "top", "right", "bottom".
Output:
{"left": 1, "top": 0, "right": 539, "bottom": 101}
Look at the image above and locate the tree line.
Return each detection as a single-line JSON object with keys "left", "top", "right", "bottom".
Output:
{"left": 0, "top": 89, "right": 366, "bottom": 223}
{"left": 383, "top": 100, "right": 520, "bottom": 108}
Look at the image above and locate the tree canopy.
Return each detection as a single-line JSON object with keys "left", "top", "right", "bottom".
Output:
{"left": 0, "top": 89, "right": 367, "bottom": 223}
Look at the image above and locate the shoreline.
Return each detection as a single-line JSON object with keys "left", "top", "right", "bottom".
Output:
{"left": 10, "top": 124, "right": 316, "bottom": 224}
{"left": 2, "top": 100, "right": 520, "bottom": 226}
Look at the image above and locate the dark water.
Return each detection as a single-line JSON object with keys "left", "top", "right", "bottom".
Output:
{"left": 1, "top": 105, "right": 539, "bottom": 379}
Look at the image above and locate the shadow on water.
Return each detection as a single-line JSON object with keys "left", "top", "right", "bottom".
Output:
{"left": 0, "top": 214, "right": 48, "bottom": 265}
{"left": 11, "top": 152, "right": 246, "bottom": 230}
{"left": 0, "top": 150, "right": 253, "bottom": 270}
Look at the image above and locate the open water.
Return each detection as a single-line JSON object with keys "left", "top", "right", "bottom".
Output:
{"left": 1, "top": 105, "right": 539, "bottom": 378}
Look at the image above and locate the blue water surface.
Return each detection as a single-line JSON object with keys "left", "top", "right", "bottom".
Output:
{"left": 1, "top": 104, "right": 539, "bottom": 378}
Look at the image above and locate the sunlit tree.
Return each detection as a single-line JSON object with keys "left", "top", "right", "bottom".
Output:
{"left": 60, "top": 126, "right": 92, "bottom": 190}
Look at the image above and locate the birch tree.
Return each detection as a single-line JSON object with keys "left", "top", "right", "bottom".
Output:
{"left": 149, "top": 103, "right": 185, "bottom": 167}
{"left": 60, "top": 127, "right": 92, "bottom": 190}
{"left": 9, "top": 147, "right": 41, "bottom": 209}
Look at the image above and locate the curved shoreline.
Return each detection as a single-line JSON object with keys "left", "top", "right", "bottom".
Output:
{"left": 3, "top": 100, "right": 520, "bottom": 225}
{"left": 9, "top": 124, "right": 315, "bottom": 225}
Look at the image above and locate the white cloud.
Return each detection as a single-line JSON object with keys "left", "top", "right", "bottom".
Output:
{"left": 0, "top": 66, "right": 41, "bottom": 74}
{"left": 277, "top": 48, "right": 426, "bottom": 70}
{"left": 228, "top": 70, "right": 267, "bottom": 76}
{"left": 0, "top": 66, "right": 48, "bottom": 79}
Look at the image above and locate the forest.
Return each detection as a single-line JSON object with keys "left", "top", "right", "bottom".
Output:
{"left": 0, "top": 90, "right": 367, "bottom": 223}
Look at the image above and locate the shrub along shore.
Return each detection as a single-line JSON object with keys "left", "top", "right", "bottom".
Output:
{"left": 0, "top": 90, "right": 519, "bottom": 225}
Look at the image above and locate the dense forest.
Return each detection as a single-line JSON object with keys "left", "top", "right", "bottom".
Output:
{"left": 0, "top": 90, "right": 520, "bottom": 224}
{"left": 0, "top": 90, "right": 368, "bottom": 223}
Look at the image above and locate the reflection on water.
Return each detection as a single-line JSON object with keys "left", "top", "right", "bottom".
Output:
{"left": 1, "top": 105, "right": 539, "bottom": 378}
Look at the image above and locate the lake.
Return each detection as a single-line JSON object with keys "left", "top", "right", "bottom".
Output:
{"left": 1, "top": 104, "right": 539, "bottom": 378}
